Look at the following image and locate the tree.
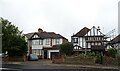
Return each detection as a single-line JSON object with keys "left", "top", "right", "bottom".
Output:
{"left": 0, "top": 17, "right": 27, "bottom": 56}
{"left": 60, "top": 42, "right": 73, "bottom": 56}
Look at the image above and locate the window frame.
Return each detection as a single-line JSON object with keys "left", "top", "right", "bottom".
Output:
{"left": 74, "top": 38, "right": 78, "bottom": 43}
{"left": 45, "top": 39, "right": 50, "bottom": 45}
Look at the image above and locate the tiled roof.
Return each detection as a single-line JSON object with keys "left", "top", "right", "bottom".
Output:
{"left": 72, "top": 27, "right": 90, "bottom": 37}
{"left": 24, "top": 32, "right": 34, "bottom": 39}
{"left": 111, "top": 34, "right": 120, "bottom": 44}
{"left": 25, "top": 31, "right": 68, "bottom": 40}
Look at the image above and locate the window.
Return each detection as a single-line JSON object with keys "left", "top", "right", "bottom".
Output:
{"left": 56, "top": 39, "right": 60, "bottom": 44}
{"left": 39, "top": 40, "right": 43, "bottom": 45}
{"left": 98, "top": 43, "right": 101, "bottom": 45}
{"left": 46, "top": 39, "right": 50, "bottom": 45}
{"left": 32, "top": 49, "right": 42, "bottom": 55}
{"left": 74, "top": 38, "right": 78, "bottom": 43}
{"left": 91, "top": 43, "right": 94, "bottom": 45}
{"left": 95, "top": 42, "right": 98, "bottom": 45}
{"left": 32, "top": 39, "right": 43, "bottom": 45}
{"left": 32, "top": 40, "right": 39, "bottom": 45}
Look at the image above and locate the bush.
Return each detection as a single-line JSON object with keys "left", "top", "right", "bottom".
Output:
{"left": 60, "top": 42, "right": 73, "bottom": 56}
{"left": 95, "top": 52, "right": 103, "bottom": 64}
{"left": 86, "top": 52, "right": 96, "bottom": 56}
{"left": 64, "top": 54, "right": 96, "bottom": 65}
{"left": 108, "top": 48, "right": 118, "bottom": 58}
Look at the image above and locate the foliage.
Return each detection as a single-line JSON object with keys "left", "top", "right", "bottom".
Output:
{"left": 0, "top": 17, "right": 27, "bottom": 56}
{"left": 108, "top": 48, "right": 118, "bottom": 58}
{"left": 77, "top": 53, "right": 95, "bottom": 59}
{"left": 60, "top": 42, "right": 73, "bottom": 56}
{"left": 86, "top": 52, "right": 96, "bottom": 56}
{"left": 95, "top": 52, "right": 102, "bottom": 64}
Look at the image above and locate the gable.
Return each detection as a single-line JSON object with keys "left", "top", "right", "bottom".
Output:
{"left": 85, "top": 26, "right": 105, "bottom": 36}
{"left": 31, "top": 33, "right": 39, "bottom": 39}
{"left": 72, "top": 27, "right": 90, "bottom": 37}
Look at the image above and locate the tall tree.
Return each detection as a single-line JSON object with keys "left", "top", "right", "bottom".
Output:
{"left": 0, "top": 17, "right": 27, "bottom": 56}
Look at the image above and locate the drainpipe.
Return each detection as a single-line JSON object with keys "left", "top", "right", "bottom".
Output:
{"left": 50, "top": 38, "right": 52, "bottom": 46}
{"left": 29, "top": 47, "right": 32, "bottom": 54}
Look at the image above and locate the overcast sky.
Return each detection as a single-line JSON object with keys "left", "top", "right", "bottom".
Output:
{"left": 0, "top": 0, "right": 120, "bottom": 41}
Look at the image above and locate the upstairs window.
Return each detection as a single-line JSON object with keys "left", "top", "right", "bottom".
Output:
{"left": 45, "top": 39, "right": 50, "bottom": 45}
{"left": 32, "top": 39, "right": 43, "bottom": 45}
{"left": 32, "top": 40, "right": 39, "bottom": 45}
{"left": 74, "top": 38, "right": 78, "bottom": 43}
{"left": 56, "top": 39, "right": 60, "bottom": 45}
{"left": 39, "top": 40, "right": 43, "bottom": 45}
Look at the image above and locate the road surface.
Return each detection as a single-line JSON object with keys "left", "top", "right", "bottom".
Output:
{"left": 2, "top": 64, "right": 119, "bottom": 71}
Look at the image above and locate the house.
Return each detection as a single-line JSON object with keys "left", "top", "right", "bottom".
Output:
{"left": 71, "top": 26, "right": 107, "bottom": 54}
{"left": 25, "top": 28, "right": 68, "bottom": 59}
{"left": 111, "top": 34, "right": 120, "bottom": 49}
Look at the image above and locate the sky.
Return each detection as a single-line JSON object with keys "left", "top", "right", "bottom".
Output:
{"left": 0, "top": 0, "right": 120, "bottom": 41}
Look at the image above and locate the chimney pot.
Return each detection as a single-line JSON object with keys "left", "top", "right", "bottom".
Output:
{"left": 38, "top": 28, "right": 43, "bottom": 33}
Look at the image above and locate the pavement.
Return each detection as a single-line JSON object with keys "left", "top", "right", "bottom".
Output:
{"left": 2, "top": 60, "right": 120, "bottom": 69}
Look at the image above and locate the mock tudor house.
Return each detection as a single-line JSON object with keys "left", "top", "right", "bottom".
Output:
{"left": 25, "top": 28, "right": 68, "bottom": 59}
{"left": 71, "top": 26, "right": 107, "bottom": 53}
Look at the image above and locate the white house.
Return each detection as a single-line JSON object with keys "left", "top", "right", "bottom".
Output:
{"left": 25, "top": 28, "right": 68, "bottom": 59}
{"left": 71, "top": 26, "right": 107, "bottom": 53}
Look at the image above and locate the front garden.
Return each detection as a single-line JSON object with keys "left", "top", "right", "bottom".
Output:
{"left": 53, "top": 44, "right": 119, "bottom": 66}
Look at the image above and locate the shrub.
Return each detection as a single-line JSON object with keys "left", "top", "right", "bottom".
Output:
{"left": 108, "top": 48, "right": 118, "bottom": 58}
{"left": 60, "top": 42, "right": 73, "bottom": 56}
{"left": 95, "top": 52, "right": 103, "bottom": 64}
{"left": 86, "top": 52, "right": 96, "bottom": 56}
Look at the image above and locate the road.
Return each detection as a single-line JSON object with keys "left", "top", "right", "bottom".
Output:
{"left": 2, "top": 63, "right": 119, "bottom": 71}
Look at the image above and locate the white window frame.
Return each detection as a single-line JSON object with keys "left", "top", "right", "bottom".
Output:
{"left": 39, "top": 40, "right": 43, "bottom": 45}
{"left": 45, "top": 39, "right": 50, "bottom": 45}
{"left": 56, "top": 39, "right": 60, "bottom": 45}
{"left": 32, "top": 40, "right": 39, "bottom": 45}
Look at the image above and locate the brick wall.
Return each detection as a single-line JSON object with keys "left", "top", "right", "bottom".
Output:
{"left": 64, "top": 56, "right": 96, "bottom": 65}
{"left": 52, "top": 54, "right": 64, "bottom": 64}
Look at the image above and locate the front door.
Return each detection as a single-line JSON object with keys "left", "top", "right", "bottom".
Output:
{"left": 44, "top": 50, "right": 47, "bottom": 59}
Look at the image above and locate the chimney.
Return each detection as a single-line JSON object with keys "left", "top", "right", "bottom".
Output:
{"left": 97, "top": 26, "right": 100, "bottom": 30}
{"left": 38, "top": 28, "right": 43, "bottom": 33}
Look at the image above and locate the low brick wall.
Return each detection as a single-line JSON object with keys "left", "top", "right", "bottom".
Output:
{"left": 103, "top": 56, "right": 118, "bottom": 65}
{"left": 3, "top": 56, "right": 26, "bottom": 62}
{"left": 64, "top": 56, "right": 96, "bottom": 65}
{"left": 52, "top": 54, "right": 64, "bottom": 64}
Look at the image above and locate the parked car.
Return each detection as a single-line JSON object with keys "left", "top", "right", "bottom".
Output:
{"left": 28, "top": 54, "right": 39, "bottom": 61}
